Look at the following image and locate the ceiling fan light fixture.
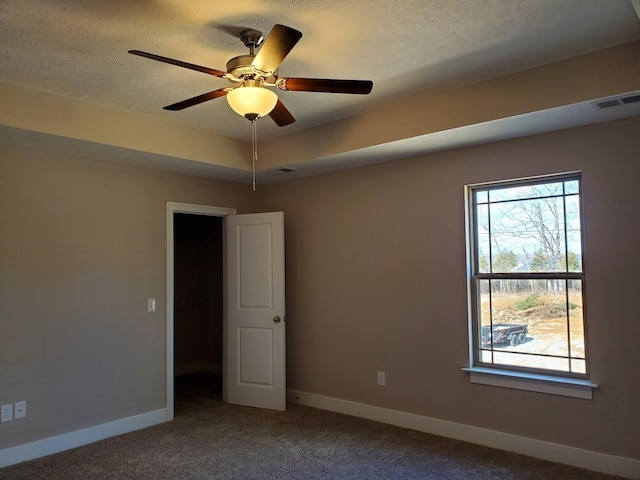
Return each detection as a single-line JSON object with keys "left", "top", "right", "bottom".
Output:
{"left": 226, "top": 80, "right": 278, "bottom": 120}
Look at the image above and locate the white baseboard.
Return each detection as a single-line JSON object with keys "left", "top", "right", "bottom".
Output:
{"left": 287, "top": 389, "right": 640, "bottom": 480}
{"left": 0, "top": 408, "right": 167, "bottom": 468}
{"left": 2, "top": 395, "right": 637, "bottom": 479}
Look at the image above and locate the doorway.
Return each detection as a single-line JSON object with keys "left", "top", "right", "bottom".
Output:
{"left": 166, "top": 203, "right": 236, "bottom": 420}
{"left": 173, "top": 213, "right": 223, "bottom": 412}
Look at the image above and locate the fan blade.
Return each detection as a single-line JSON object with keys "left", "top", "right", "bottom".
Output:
{"left": 164, "top": 89, "right": 229, "bottom": 111}
{"left": 279, "top": 77, "right": 373, "bottom": 94}
{"left": 252, "top": 25, "right": 302, "bottom": 73}
{"left": 129, "top": 50, "right": 227, "bottom": 77}
{"left": 269, "top": 99, "right": 296, "bottom": 126}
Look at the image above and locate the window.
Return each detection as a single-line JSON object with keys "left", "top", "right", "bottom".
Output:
{"left": 466, "top": 173, "right": 588, "bottom": 379}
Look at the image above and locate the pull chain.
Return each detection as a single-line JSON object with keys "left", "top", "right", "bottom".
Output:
{"left": 251, "top": 118, "right": 257, "bottom": 191}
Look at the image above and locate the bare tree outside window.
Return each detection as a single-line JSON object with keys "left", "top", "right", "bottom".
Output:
{"left": 468, "top": 174, "right": 587, "bottom": 377}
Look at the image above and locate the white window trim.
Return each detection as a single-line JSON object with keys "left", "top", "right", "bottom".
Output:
{"left": 463, "top": 367, "right": 598, "bottom": 399}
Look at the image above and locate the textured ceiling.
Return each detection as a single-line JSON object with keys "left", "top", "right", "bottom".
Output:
{"left": 1, "top": 0, "right": 639, "bottom": 143}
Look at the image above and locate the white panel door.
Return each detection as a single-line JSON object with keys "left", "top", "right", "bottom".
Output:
{"left": 224, "top": 212, "right": 285, "bottom": 410}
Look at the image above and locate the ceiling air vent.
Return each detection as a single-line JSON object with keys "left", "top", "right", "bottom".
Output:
{"left": 267, "top": 167, "right": 297, "bottom": 175}
{"left": 620, "top": 94, "right": 640, "bottom": 105}
{"left": 593, "top": 92, "right": 640, "bottom": 109}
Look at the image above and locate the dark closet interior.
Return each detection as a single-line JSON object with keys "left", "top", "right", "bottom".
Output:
{"left": 173, "top": 213, "right": 223, "bottom": 403}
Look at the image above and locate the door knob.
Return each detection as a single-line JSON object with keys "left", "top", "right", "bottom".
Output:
{"left": 273, "top": 316, "right": 281, "bottom": 323}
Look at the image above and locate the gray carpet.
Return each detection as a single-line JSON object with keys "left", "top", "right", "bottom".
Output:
{"left": 0, "top": 373, "right": 623, "bottom": 479}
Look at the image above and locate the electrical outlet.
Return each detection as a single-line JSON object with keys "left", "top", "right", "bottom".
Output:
{"left": 1, "top": 404, "right": 13, "bottom": 422}
{"left": 377, "top": 371, "right": 386, "bottom": 387}
{"left": 14, "top": 401, "right": 26, "bottom": 419}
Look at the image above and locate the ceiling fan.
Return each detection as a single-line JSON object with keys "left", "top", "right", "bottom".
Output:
{"left": 129, "top": 24, "right": 374, "bottom": 126}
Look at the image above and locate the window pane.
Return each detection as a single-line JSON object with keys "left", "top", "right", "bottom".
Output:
{"left": 565, "top": 194, "right": 582, "bottom": 272}
{"left": 476, "top": 204, "right": 490, "bottom": 273}
{"left": 478, "top": 280, "right": 493, "bottom": 331}
{"left": 489, "top": 182, "right": 564, "bottom": 203}
{"left": 564, "top": 179, "right": 579, "bottom": 195}
{"left": 476, "top": 279, "right": 584, "bottom": 374}
{"left": 492, "top": 351, "right": 570, "bottom": 371}
{"left": 571, "top": 359, "right": 586, "bottom": 374}
{"left": 489, "top": 197, "right": 567, "bottom": 273}
{"left": 568, "top": 280, "right": 585, "bottom": 361}
{"left": 477, "top": 279, "right": 493, "bottom": 362}
{"left": 476, "top": 190, "right": 488, "bottom": 204}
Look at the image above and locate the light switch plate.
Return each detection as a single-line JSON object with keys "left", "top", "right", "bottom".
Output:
{"left": 1, "top": 404, "right": 13, "bottom": 422}
{"left": 147, "top": 298, "right": 156, "bottom": 312}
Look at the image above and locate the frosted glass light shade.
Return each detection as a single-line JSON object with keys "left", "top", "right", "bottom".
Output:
{"left": 227, "top": 85, "right": 278, "bottom": 118}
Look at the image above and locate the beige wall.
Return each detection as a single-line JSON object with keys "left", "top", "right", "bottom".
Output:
{"left": 0, "top": 143, "right": 253, "bottom": 447}
{"left": 1, "top": 116, "right": 639, "bottom": 461}
{"left": 257, "top": 117, "right": 640, "bottom": 459}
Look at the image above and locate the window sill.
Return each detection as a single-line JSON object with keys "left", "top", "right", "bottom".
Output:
{"left": 462, "top": 367, "right": 598, "bottom": 399}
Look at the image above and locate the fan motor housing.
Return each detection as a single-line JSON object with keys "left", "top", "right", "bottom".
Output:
{"left": 226, "top": 55, "right": 276, "bottom": 84}
{"left": 226, "top": 55, "right": 255, "bottom": 79}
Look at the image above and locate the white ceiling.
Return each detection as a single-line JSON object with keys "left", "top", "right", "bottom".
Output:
{"left": 1, "top": 0, "right": 639, "bottom": 180}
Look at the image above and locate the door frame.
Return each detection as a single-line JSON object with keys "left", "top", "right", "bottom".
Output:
{"left": 165, "top": 202, "right": 236, "bottom": 421}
